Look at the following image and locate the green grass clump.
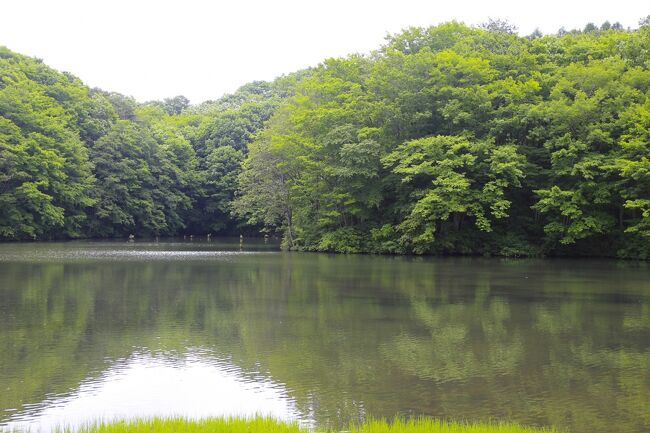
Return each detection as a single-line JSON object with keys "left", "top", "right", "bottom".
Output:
{"left": 347, "top": 417, "right": 559, "bottom": 433}
{"left": 70, "top": 417, "right": 302, "bottom": 433}
{"left": 35, "top": 416, "right": 561, "bottom": 433}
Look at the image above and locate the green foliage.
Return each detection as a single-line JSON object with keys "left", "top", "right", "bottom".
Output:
{"left": 36, "top": 417, "right": 559, "bottom": 433}
{"left": 232, "top": 136, "right": 295, "bottom": 244}
{"left": 79, "top": 418, "right": 301, "bottom": 433}
{"left": 2, "top": 19, "right": 650, "bottom": 258}
{"left": 202, "top": 146, "right": 244, "bottom": 232}
{"left": 317, "top": 227, "right": 365, "bottom": 253}
{"left": 384, "top": 135, "right": 524, "bottom": 253}
{"left": 0, "top": 48, "right": 94, "bottom": 239}
{"left": 88, "top": 121, "right": 161, "bottom": 236}
{"left": 233, "top": 22, "right": 650, "bottom": 258}
{"left": 0, "top": 46, "right": 287, "bottom": 240}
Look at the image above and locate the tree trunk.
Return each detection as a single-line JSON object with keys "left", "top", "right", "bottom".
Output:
{"left": 285, "top": 208, "right": 294, "bottom": 249}
{"left": 619, "top": 206, "right": 624, "bottom": 230}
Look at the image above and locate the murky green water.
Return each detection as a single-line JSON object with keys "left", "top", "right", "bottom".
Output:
{"left": 0, "top": 241, "right": 649, "bottom": 433}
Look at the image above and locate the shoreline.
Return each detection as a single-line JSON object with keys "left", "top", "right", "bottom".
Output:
{"left": 0, "top": 237, "right": 646, "bottom": 262}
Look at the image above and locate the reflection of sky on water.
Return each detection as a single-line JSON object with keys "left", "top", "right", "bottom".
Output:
{"left": 3, "top": 351, "right": 301, "bottom": 432}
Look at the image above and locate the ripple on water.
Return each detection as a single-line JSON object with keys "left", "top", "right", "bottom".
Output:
{"left": 0, "top": 244, "right": 276, "bottom": 262}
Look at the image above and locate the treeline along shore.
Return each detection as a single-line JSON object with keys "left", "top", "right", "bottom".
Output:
{"left": 1, "top": 19, "right": 650, "bottom": 258}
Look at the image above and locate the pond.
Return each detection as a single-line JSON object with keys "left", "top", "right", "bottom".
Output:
{"left": 0, "top": 241, "right": 649, "bottom": 433}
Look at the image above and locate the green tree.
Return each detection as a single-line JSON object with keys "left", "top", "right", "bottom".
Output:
{"left": 384, "top": 135, "right": 525, "bottom": 253}
{"left": 233, "top": 135, "right": 295, "bottom": 246}
{"left": 0, "top": 48, "right": 94, "bottom": 239}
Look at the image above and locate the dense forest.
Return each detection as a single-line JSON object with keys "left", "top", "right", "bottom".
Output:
{"left": 1, "top": 19, "right": 649, "bottom": 258}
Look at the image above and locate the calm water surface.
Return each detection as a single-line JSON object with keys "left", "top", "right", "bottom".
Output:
{"left": 0, "top": 241, "right": 649, "bottom": 433}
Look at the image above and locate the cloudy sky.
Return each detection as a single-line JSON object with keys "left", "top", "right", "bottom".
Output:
{"left": 1, "top": 0, "right": 647, "bottom": 103}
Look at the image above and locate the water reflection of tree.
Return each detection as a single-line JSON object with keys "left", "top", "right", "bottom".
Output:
{"left": 1, "top": 254, "right": 649, "bottom": 433}
{"left": 381, "top": 299, "right": 524, "bottom": 383}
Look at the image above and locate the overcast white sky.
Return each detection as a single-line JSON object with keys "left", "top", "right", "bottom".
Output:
{"left": 1, "top": 0, "right": 647, "bottom": 103}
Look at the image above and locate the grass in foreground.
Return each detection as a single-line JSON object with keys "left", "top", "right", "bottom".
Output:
{"left": 48, "top": 416, "right": 562, "bottom": 433}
